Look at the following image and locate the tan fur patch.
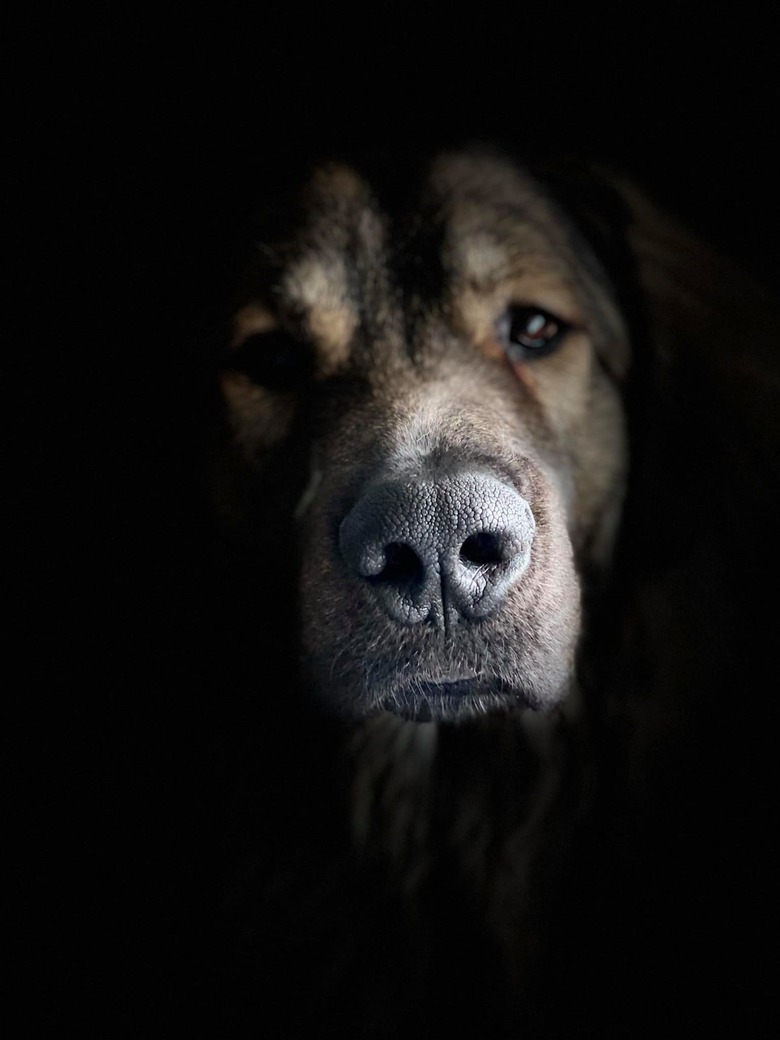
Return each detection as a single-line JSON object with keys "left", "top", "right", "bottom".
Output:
{"left": 220, "top": 372, "right": 296, "bottom": 455}
{"left": 282, "top": 255, "right": 356, "bottom": 372}
{"left": 230, "top": 303, "right": 277, "bottom": 348}
{"left": 222, "top": 302, "right": 296, "bottom": 450}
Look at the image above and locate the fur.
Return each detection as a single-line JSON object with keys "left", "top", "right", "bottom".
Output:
{"left": 209, "top": 146, "right": 779, "bottom": 1037}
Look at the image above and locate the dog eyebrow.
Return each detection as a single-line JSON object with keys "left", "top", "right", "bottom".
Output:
{"left": 281, "top": 254, "right": 357, "bottom": 369}
{"left": 453, "top": 226, "right": 575, "bottom": 293}
{"left": 456, "top": 233, "right": 512, "bottom": 286}
{"left": 230, "top": 303, "right": 277, "bottom": 347}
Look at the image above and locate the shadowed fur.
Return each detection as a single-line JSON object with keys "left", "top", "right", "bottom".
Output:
{"left": 212, "top": 146, "right": 779, "bottom": 1038}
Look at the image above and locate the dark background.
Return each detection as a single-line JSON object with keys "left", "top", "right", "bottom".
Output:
{"left": 19, "top": 4, "right": 779, "bottom": 1033}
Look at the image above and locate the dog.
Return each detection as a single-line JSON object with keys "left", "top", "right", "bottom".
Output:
{"left": 209, "top": 146, "right": 779, "bottom": 1037}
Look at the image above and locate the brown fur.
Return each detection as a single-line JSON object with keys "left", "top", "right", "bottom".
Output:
{"left": 213, "top": 147, "right": 780, "bottom": 1037}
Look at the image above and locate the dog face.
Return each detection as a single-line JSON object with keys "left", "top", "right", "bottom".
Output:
{"left": 220, "top": 149, "right": 630, "bottom": 722}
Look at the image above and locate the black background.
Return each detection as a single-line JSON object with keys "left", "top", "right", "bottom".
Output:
{"left": 18, "top": 4, "right": 779, "bottom": 1034}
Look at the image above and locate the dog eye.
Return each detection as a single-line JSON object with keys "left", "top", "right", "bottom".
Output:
{"left": 500, "top": 306, "right": 571, "bottom": 360}
{"left": 225, "top": 330, "right": 313, "bottom": 391}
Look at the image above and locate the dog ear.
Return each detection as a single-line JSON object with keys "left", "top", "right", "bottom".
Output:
{"left": 610, "top": 174, "right": 780, "bottom": 473}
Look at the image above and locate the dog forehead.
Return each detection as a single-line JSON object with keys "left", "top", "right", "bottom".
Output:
{"left": 428, "top": 149, "right": 557, "bottom": 225}
{"left": 281, "top": 151, "right": 572, "bottom": 297}
{"left": 427, "top": 152, "right": 591, "bottom": 282}
{"left": 255, "top": 150, "right": 617, "bottom": 373}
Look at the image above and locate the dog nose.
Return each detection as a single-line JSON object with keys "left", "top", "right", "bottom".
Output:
{"left": 339, "top": 474, "right": 535, "bottom": 625}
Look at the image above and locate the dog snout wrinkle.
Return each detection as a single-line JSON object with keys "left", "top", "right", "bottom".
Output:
{"left": 339, "top": 474, "right": 535, "bottom": 625}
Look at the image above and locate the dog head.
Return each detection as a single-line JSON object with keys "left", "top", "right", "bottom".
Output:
{"left": 219, "top": 148, "right": 631, "bottom": 722}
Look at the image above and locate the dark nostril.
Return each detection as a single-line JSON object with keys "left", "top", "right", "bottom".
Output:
{"left": 374, "top": 542, "right": 424, "bottom": 585}
{"left": 460, "top": 531, "right": 504, "bottom": 566}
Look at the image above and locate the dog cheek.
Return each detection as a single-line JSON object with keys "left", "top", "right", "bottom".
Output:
{"left": 221, "top": 373, "right": 296, "bottom": 459}
{"left": 569, "top": 377, "right": 629, "bottom": 564}
{"left": 524, "top": 347, "right": 628, "bottom": 565}
{"left": 519, "top": 490, "right": 583, "bottom": 708}
{"left": 295, "top": 493, "right": 372, "bottom": 710}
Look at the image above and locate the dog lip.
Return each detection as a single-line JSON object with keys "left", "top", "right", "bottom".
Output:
{"left": 373, "top": 671, "right": 548, "bottom": 722}
{"left": 414, "top": 677, "right": 480, "bottom": 698}
{"left": 378, "top": 674, "right": 503, "bottom": 722}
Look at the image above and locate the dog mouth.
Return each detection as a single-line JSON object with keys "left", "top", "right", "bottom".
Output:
{"left": 375, "top": 675, "right": 532, "bottom": 723}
